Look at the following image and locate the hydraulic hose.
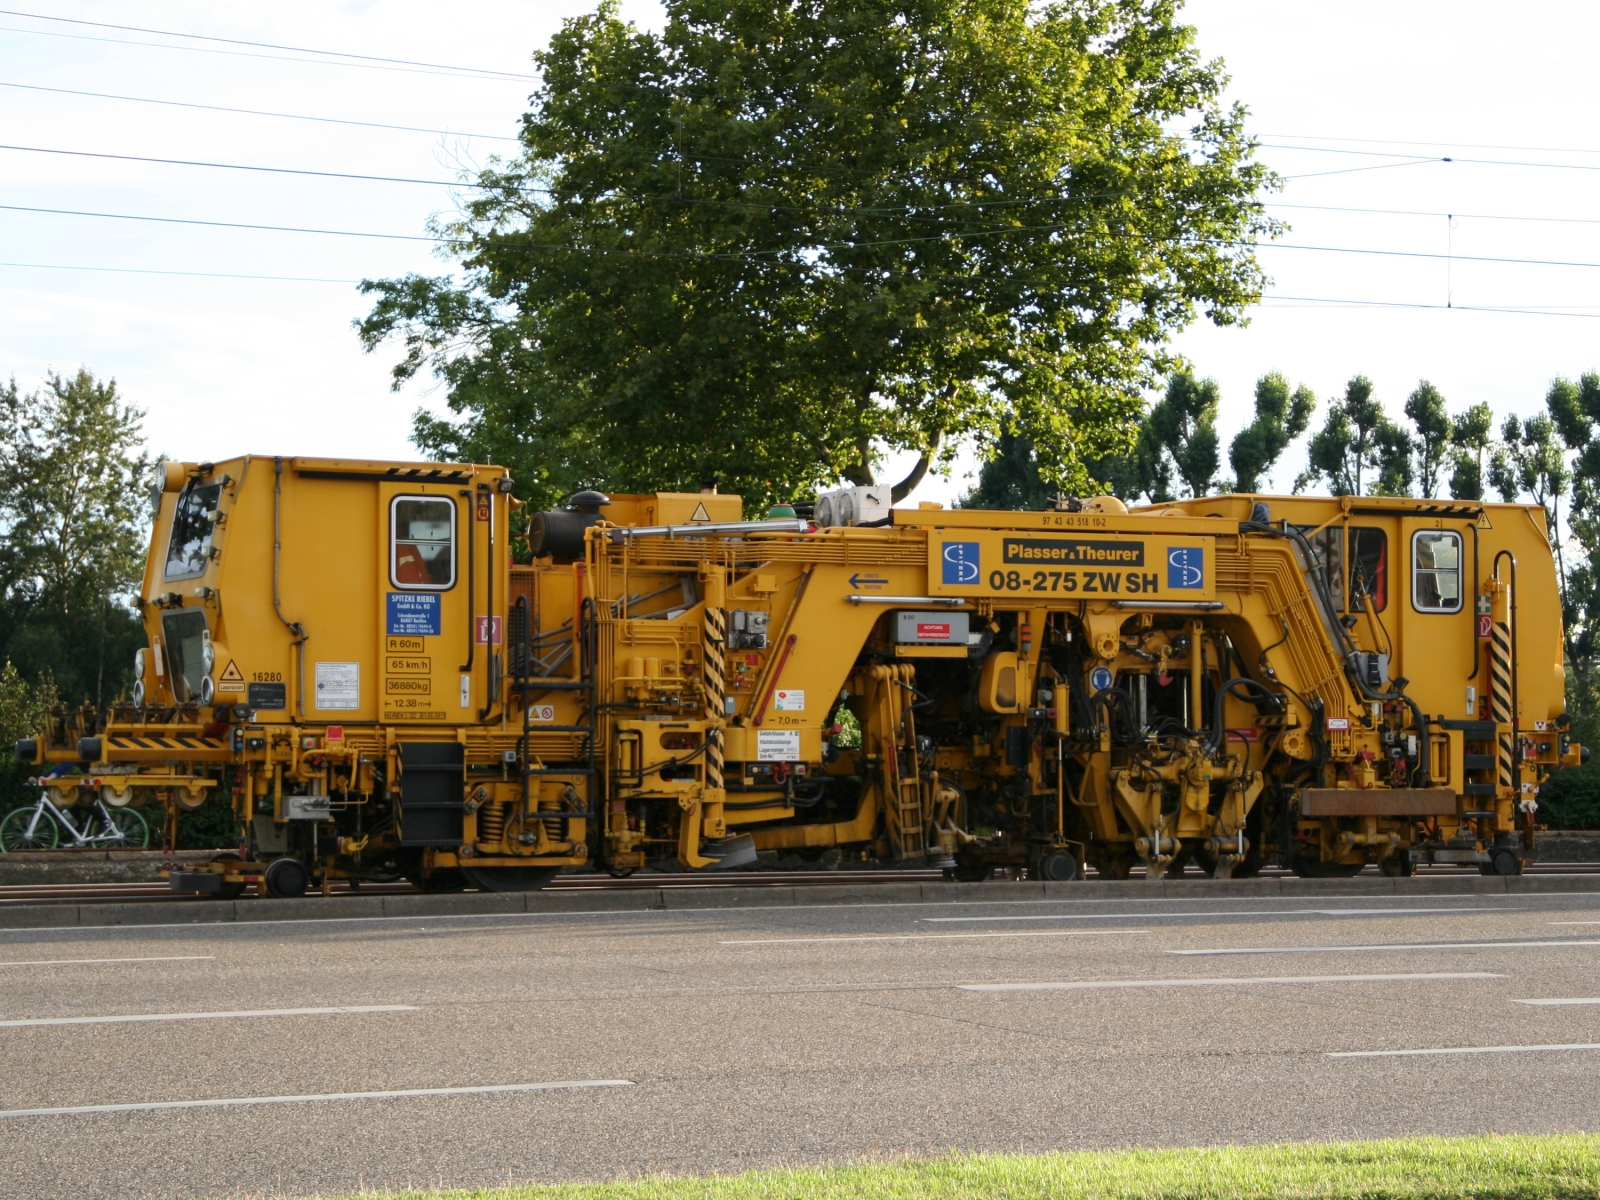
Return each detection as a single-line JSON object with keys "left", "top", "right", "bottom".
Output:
{"left": 1239, "top": 519, "right": 1430, "bottom": 786}
{"left": 1205, "top": 677, "right": 1286, "bottom": 758}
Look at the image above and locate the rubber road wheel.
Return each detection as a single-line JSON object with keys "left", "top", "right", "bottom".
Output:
{"left": 0, "top": 807, "right": 57, "bottom": 851}
{"left": 264, "top": 856, "right": 310, "bottom": 898}
{"left": 461, "top": 866, "right": 560, "bottom": 892}
{"left": 105, "top": 806, "right": 148, "bottom": 849}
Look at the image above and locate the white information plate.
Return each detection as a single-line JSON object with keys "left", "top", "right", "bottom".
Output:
{"left": 314, "top": 662, "right": 360, "bottom": 710}
{"left": 773, "top": 689, "right": 805, "bottom": 712}
{"left": 756, "top": 730, "right": 801, "bottom": 762}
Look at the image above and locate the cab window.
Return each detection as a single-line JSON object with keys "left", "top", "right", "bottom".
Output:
{"left": 1299, "top": 527, "right": 1344, "bottom": 609}
{"left": 1349, "top": 527, "right": 1387, "bottom": 612}
{"left": 1412, "top": 530, "right": 1462, "bottom": 613}
{"left": 1295, "top": 525, "right": 1387, "bottom": 613}
{"left": 164, "top": 482, "right": 222, "bottom": 580}
{"left": 161, "top": 609, "right": 209, "bottom": 702}
{"left": 391, "top": 496, "right": 455, "bottom": 589}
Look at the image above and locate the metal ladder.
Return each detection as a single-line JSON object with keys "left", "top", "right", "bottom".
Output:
{"left": 511, "top": 595, "right": 597, "bottom": 857}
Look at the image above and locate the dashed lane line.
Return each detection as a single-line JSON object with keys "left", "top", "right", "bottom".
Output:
{"left": 0, "top": 956, "right": 213, "bottom": 967}
{"left": 0, "top": 1080, "right": 634, "bottom": 1118}
{"left": 1513, "top": 997, "right": 1600, "bottom": 1006}
{"left": 720, "top": 930, "right": 1151, "bottom": 945}
{"left": 924, "top": 907, "right": 1506, "bottom": 923}
{"left": 1331, "top": 1043, "right": 1600, "bottom": 1058}
{"left": 1171, "top": 939, "right": 1600, "bottom": 956}
{"left": 0, "top": 1004, "right": 416, "bottom": 1029}
{"left": 958, "top": 972, "right": 1502, "bottom": 992}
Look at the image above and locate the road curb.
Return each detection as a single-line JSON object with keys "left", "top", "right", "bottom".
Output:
{"left": 2, "top": 871, "right": 1597, "bottom": 930}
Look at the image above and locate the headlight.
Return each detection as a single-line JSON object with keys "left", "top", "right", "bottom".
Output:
{"left": 134, "top": 648, "right": 147, "bottom": 679}
{"left": 133, "top": 679, "right": 146, "bottom": 707}
{"left": 201, "top": 638, "right": 215, "bottom": 674}
{"left": 199, "top": 676, "right": 215, "bottom": 706}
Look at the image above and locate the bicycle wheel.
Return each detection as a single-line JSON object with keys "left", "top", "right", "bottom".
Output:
{"left": 0, "top": 807, "right": 59, "bottom": 851}
{"left": 103, "top": 806, "right": 149, "bottom": 849}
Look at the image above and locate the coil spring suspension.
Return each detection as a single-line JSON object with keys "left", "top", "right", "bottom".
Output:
{"left": 477, "top": 800, "right": 508, "bottom": 845}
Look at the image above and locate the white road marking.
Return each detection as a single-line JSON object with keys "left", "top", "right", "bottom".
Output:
{"left": 1548, "top": 921, "right": 1600, "bottom": 925}
{"left": 0, "top": 966, "right": 214, "bottom": 972}
{"left": 719, "top": 930, "right": 1151, "bottom": 945}
{"left": 924, "top": 907, "right": 1503, "bottom": 923}
{"left": 959, "top": 972, "right": 1502, "bottom": 992}
{"left": 1331, "top": 1043, "right": 1600, "bottom": 1059}
{"left": 0, "top": 1005, "right": 416, "bottom": 1029}
{"left": 1513, "top": 998, "right": 1600, "bottom": 1006}
{"left": 0, "top": 1080, "right": 634, "bottom": 1118}
{"left": 1172, "top": 940, "right": 1600, "bottom": 957}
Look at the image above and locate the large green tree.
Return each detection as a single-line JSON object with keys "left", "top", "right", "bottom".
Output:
{"left": 359, "top": 0, "right": 1276, "bottom": 510}
{"left": 1448, "top": 401, "right": 1494, "bottom": 500}
{"left": 1229, "top": 371, "right": 1314, "bottom": 494}
{"left": 1141, "top": 371, "right": 1222, "bottom": 499}
{"left": 0, "top": 369, "right": 151, "bottom": 707}
{"left": 1404, "top": 380, "right": 1452, "bottom": 498}
{"left": 1297, "top": 375, "right": 1400, "bottom": 496}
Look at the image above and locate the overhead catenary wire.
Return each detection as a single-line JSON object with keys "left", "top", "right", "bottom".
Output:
{"left": 0, "top": 23, "right": 532, "bottom": 82}
{"left": 0, "top": 81, "right": 520, "bottom": 141}
{"left": 13, "top": 196, "right": 1600, "bottom": 277}
{"left": 0, "top": 261, "right": 362, "bottom": 283}
{"left": 0, "top": 8, "right": 538, "bottom": 79}
{"left": 1260, "top": 141, "right": 1600, "bottom": 175}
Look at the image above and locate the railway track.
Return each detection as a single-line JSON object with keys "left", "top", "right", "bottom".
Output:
{"left": 1, "top": 861, "right": 1596, "bottom": 906}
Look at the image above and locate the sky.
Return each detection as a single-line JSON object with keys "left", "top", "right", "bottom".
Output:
{"left": 1, "top": 1, "right": 1597, "bottom": 504}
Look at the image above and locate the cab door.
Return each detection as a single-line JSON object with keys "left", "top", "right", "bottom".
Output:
{"left": 1397, "top": 516, "right": 1477, "bottom": 722}
{"left": 377, "top": 481, "right": 474, "bottom": 726}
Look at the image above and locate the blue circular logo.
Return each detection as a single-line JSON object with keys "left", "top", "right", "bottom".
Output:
{"left": 1089, "top": 666, "right": 1114, "bottom": 692}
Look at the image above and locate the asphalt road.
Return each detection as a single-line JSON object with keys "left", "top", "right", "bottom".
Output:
{"left": 3, "top": 889, "right": 1600, "bottom": 1199}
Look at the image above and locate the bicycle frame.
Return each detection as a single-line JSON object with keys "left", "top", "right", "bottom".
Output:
{"left": 26, "top": 793, "right": 132, "bottom": 848}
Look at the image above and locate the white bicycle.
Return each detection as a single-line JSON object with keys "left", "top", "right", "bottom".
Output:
{"left": 0, "top": 786, "right": 149, "bottom": 851}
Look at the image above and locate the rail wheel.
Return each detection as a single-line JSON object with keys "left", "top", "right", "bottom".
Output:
{"left": 264, "top": 856, "right": 309, "bottom": 898}
{"left": 406, "top": 867, "right": 467, "bottom": 893}
{"left": 948, "top": 851, "right": 993, "bottom": 882}
{"left": 0, "top": 807, "right": 57, "bottom": 851}
{"left": 1290, "top": 856, "right": 1364, "bottom": 878}
{"left": 461, "top": 866, "right": 560, "bottom": 892}
{"left": 211, "top": 852, "right": 247, "bottom": 899}
{"left": 1481, "top": 848, "right": 1523, "bottom": 876}
{"left": 1037, "top": 851, "right": 1080, "bottom": 882}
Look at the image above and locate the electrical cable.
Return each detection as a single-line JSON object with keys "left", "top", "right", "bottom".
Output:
{"left": 0, "top": 142, "right": 467, "bottom": 187}
{"left": 0, "top": 203, "right": 437, "bottom": 241}
{"left": 1262, "top": 142, "right": 1600, "bottom": 171}
{"left": 1267, "top": 201, "right": 1600, "bottom": 228}
{"left": 1261, "top": 295, "right": 1600, "bottom": 321}
{"left": 1261, "top": 130, "right": 1600, "bottom": 158}
{"left": 0, "top": 80, "right": 519, "bottom": 141}
{"left": 0, "top": 261, "right": 360, "bottom": 283}
{"left": 0, "top": 24, "right": 531, "bottom": 82}
{"left": 0, "top": 8, "right": 537, "bottom": 79}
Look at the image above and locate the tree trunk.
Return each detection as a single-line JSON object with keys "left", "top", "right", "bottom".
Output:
{"left": 889, "top": 429, "right": 943, "bottom": 503}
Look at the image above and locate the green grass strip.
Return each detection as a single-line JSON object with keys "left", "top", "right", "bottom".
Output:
{"left": 331, "top": 1134, "right": 1600, "bottom": 1200}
